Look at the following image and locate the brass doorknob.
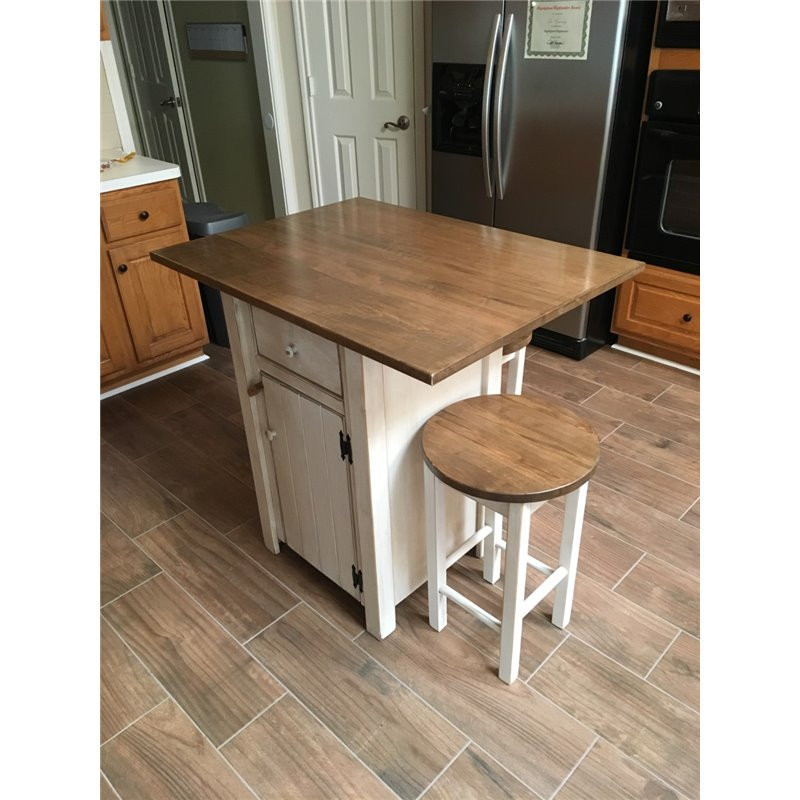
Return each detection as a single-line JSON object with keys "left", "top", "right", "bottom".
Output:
{"left": 383, "top": 115, "right": 410, "bottom": 131}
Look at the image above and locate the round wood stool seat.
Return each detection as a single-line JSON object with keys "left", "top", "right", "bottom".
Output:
{"left": 422, "top": 393, "right": 600, "bottom": 504}
{"left": 422, "top": 393, "right": 600, "bottom": 684}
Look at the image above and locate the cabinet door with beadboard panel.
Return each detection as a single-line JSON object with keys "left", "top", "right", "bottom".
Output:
{"left": 262, "top": 376, "right": 360, "bottom": 600}
{"left": 106, "top": 229, "right": 207, "bottom": 362}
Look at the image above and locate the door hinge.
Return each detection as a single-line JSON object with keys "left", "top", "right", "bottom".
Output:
{"left": 352, "top": 565, "right": 363, "bottom": 593}
{"left": 339, "top": 430, "right": 353, "bottom": 464}
{"left": 306, "top": 75, "right": 315, "bottom": 97}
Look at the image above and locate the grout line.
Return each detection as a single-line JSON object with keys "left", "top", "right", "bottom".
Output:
{"left": 467, "top": 743, "right": 549, "bottom": 800}
{"left": 100, "top": 769, "right": 125, "bottom": 800}
{"left": 101, "top": 570, "right": 163, "bottom": 609}
{"left": 597, "top": 443, "right": 700, "bottom": 493}
{"left": 107, "top": 580, "right": 393, "bottom": 800}
{"left": 342, "top": 609, "right": 564, "bottom": 800}
{"left": 557, "top": 629, "right": 699, "bottom": 717}
{"left": 215, "top": 692, "right": 286, "bottom": 750}
{"left": 610, "top": 552, "right": 646, "bottom": 591}
{"left": 526, "top": 633, "right": 570, "bottom": 683}
{"left": 101, "top": 604, "right": 267, "bottom": 800}
{"left": 595, "top": 734, "right": 694, "bottom": 800}
{"left": 246, "top": 605, "right": 406, "bottom": 800}
{"left": 578, "top": 385, "right": 605, "bottom": 405}
{"left": 415, "top": 740, "right": 471, "bottom": 800}
{"left": 241, "top": 603, "right": 302, "bottom": 646}
{"left": 223, "top": 528, "right": 363, "bottom": 641}
{"left": 647, "top": 385, "right": 672, "bottom": 405}
{"left": 547, "top": 734, "right": 599, "bottom": 800}
{"left": 679, "top": 497, "right": 700, "bottom": 521}
{"left": 598, "top": 421, "right": 624, "bottom": 442}
{"left": 644, "top": 628, "right": 682, "bottom": 681}
{"left": 131, "top": 509, "right": 188, "bottom": 540}
{"left": 100, "top": 696, "right": 170, "bottom": 748}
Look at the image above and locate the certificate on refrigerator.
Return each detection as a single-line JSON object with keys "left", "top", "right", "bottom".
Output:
{"left": 525, "top": 0, "right": 593, "bottom": 60}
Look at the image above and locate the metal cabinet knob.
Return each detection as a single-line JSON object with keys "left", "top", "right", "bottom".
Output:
{"left": 653, "top": 100, "right": 663, "bottom": 110}
{"left": 118, "top": 264, "right": 128, "bottom": 274}
{"left": 383, "top": 115, "right": 410, "bottom": 131}
{"left": 682, "top": 313, "right": 693, "bottom": 323}
{"left": 266, "top": 429, "right": 277, "bottom": 442}
{"left": 139, "top": 210, "right": 150, "bottom": 221}
{"left": 285, "top": 344, "right": 298, "bottom": 358}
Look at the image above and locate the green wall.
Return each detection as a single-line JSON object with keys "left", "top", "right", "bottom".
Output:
{"left": 171, "top": 1, "right": 274, "bottom": 223}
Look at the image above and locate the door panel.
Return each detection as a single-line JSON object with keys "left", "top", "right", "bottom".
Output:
{"left": 301, "top": 0, "right": 416, "bottom": 208}
{"left": 107, "top": 229, "right": 207, "bottom": 362}
{"left": 493, "top": 1, "right": 627, "bottom": 249}
{"left": 114, "top": 0, "right": 199, "bottom": 200}
{"left": 262, "top": 376, "right": 360, "bottom": 599}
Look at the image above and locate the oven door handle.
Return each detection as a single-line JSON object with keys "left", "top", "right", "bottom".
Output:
{"left": 482, "top": 13, "right": 502, "bottom": 199}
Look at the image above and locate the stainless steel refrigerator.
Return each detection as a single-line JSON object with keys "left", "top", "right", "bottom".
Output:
{"left": 429, "top": 0, "right": 656, "bottom": 358}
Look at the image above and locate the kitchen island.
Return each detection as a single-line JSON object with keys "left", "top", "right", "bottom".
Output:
{"left": 151, "top": 198, "right": 643, "bottom": 637}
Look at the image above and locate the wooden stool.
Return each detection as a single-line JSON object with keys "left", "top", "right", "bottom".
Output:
{"left": 422, "top": 394, "right": 600, "bottom": 683}
{"left": 501, "top": 330, "right": 531, "bottom": 395}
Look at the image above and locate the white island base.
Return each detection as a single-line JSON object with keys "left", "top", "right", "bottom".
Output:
{"left": 222, "top": 293, "right": 503, "bottom": 638}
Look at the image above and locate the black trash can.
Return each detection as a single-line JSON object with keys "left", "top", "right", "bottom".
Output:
{"left": 183, "top": 202, "right": 249, "bottom": 348}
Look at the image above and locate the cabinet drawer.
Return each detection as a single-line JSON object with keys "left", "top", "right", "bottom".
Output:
{"left": 613, "top": 265, "right": 699, "bottom": 354}
{"left": 101, "top": 181, "right": 184, "bottom": 243}
{"left": 252, "top": 308, "right": 342, "bottom": 396}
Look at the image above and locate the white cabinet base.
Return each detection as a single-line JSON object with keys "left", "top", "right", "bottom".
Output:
{"left": 223, "top": 293, "right": 502, "bottom": 639}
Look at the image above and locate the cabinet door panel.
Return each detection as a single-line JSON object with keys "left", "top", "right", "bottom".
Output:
{"left": 100, "top": 242, "right": 137, "bottom": 378}
{"left": 107, "top": 229, "right": 207, "bottom": 362}
{"left": 263, "top": 376, "right": 359, "bottom": 599}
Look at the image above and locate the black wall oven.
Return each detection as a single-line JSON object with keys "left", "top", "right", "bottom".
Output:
{"left": 626, "top": 70, "right": 699, "bottom": 275}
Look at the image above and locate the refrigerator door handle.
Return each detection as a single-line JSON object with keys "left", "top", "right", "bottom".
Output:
{"left": 493, "top": 13, "right": 514, "bottom": 200}
{"left": 482, "top": 13, "right": 502, "bottom": 199}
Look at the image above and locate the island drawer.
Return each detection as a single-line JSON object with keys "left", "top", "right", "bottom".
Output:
{"left": 101, "top": 181, "right": 184, "bottom": 243}
{"left": 252, "top": 308, "right": 342, "bottom": 396}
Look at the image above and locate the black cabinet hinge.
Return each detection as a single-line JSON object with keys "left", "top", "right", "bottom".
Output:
{"left": 352, "top": 565, "right": 363, "bottom": 593}
{"left": 339, "top": 430, "right": 353, "bottom": 464}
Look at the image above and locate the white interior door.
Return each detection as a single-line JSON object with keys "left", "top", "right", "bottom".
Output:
{"left": 113, "top": 0, "right": 201, "bottom": 201}
{"left": 297, "top": 0, "right": 416, "bottom": 208}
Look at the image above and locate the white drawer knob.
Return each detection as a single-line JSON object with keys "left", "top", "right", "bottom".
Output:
{"left": 266, "top": 429, "right": 278, "bottom": 442}
{"left": 285, "top": 343, "right": 298, "bottom": 358}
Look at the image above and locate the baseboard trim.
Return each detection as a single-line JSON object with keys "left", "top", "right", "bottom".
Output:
{"left": 611, "top": 344, "right": 700, "bottom": 375}
{"left": 100, "top": 353, "right": 209, "bottom": 400}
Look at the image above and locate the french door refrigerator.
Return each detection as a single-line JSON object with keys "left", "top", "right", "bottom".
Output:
{"left": 430, "top": 0, "right": 656, "bottom": 358}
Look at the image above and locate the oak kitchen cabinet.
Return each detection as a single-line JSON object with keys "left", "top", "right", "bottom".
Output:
{"left": 100, "top": 175, "right": 208, "bottom": 391}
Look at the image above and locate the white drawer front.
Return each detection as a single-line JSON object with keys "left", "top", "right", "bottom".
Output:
{"left": 252, "top": 308, "right": 342, "bottom": 396}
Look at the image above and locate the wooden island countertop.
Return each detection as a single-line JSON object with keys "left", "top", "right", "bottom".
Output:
{"left": 151, "top": 198, "right": 643, "bottom": 384}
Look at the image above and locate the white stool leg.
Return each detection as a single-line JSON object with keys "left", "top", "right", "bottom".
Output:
{"left": 505, "top": 348, "right": 526, "bottom": 395}
{"left": 499, "top": 502, "right": 532, "bottom": 684}
{"left": 483, "top": 509, "right": 502, "bottom": 584}
{"left": 425, "top": 466, "right": 447, "bottom": 631}
{"left": 474, "top": 504, "right": 485, "bottom": 559}
{"left": 552, "top": 483, "right": 588, "bottom": 629}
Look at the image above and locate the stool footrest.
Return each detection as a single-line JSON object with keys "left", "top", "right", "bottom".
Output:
{"left": 445, "top": 525, "right": 493, "bottom": 569}
{"left": 496, "top": 539, "right": 554, "bottom": 576}
{"left": 440, "top": 585, "right": 502, "bottom": 632}
{"left": 521, "top": 567, "right": 568, "bottom": 617}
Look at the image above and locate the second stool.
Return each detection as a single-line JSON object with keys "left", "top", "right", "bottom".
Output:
{"left": 422, "top": 393, "right": 600, "bottom": 683}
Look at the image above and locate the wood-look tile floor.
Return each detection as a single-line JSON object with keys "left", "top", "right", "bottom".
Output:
{"left": 100, "top": 342, "right": 700, "bottom": 800}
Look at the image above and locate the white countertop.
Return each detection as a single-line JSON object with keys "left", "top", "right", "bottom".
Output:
{"left": 100, "top": 154, "right": 180, "bottom": 194}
